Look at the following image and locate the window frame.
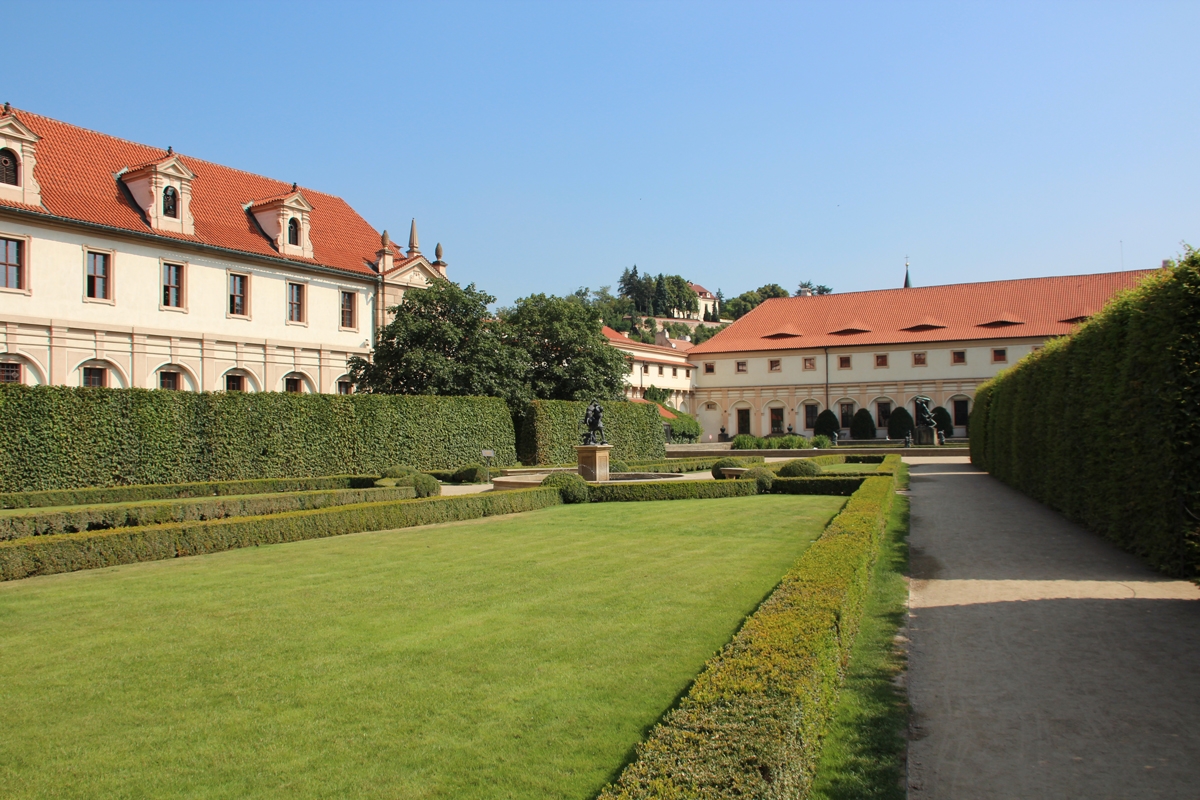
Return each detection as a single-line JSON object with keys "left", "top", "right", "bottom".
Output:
{"left": 162, "top": 185, "right": 179, "bottom": 219}
{"left": 82, "top": 365, "right": 108, "bottom": 388}
{"left": 227, "top": 271, "right": 251, "bottom": 319}
{"left": 840, "top": 402, "right": 855, "bottom": 429}
{"left": 0, "top": 147, "right": 19, "bottom": 186}
{"left": 876, "top": 401, "right": 892, "bottom": 428}
{"left": 337, "top": 379, "right": 353, "bottom": 395}
{"left": 953, "top": 398, "right": 970, "bottom": 426}
{"left": 286, "top": 281, "right": 306, "bottom": 325}
{"left": 83, "top": 247, "right": 115, "bottom": 304}
{"left": 0, "top": 361, "right": 22, "bottom": 384}
{"left": 704, "top": 362, "right": 715, "bottom": 375}
{"left": 770, "top": 406, "right": 785, "bottom": 434}
{"left": 642, "top": 363, "right": 649, "bottom": 374}
{"left": 992, "top": 348, "right": 1008, "bottom": 363}
{"left": 912, "top": 351, "right": 927, "bottom": 367}
{"left": 225, "top": 373, "right": 245, "bottom": 392}
{"left": 339, "top": 290, "right": 357, "bottom": 331}
{"left": 671, "top": 367, "right": 678, "bottom": 377}
{"left": 0, "top": 232, "right": 29, "bottom": 294}
{"left": 874, "top": 353, "right": 889, "bottom": 368}
{"left": 158, "top": 370, "right": 180, "bottom": 390}
{"left": 657, "top": 364, "right": 664, "bottom": 376}
{"left": 768, "top": 358, "right": 782, "bottom": 372}
{"left": 735, "top": 361, "right": 747, "bottom": 374}
{"left": 284, "top": 375, "right": 304, "bottom": 394}
{"left": 802, "top": 356, "right": 816, "bottom": 371}
{"left": 951, "top": 350, "right": 967, "bottom": 365}
{"left": 288, "top": 218, "right": 301, "bottom": 246}
{"left": 838, "top": 355, "right": 852, "bottom": 370}
{"left": 684, "top": 368, "right": 690, "bottom": 378}
{"left": 160, "top": 260, "right": 187, "bottom": 312}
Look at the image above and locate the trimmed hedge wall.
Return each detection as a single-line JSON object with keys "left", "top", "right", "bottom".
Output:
{"left": 0, "top": 486, "right": 418, "bottom": 540}
{"left": 0, "top": 386, "right": 519, "bottom": 492}
{"left": 516, "top": 400, "right": 666, "bottom": 465}
{"left": 599, "top": 474, "right": 898, "bottom": 798}
{"left": 0, "top": 475, "right": 378, "bottom": 510}
{"left": 772, "top": 476, "right": 865, "bottom": 495}
{"left": 624, "top": 455, "right": 765, "bottom": 474}
{"left": 0, "top": 488, "right": 561, "bottom": 581}
{"left": 587, "top": 479, "right": 758, "bottom": 503}
{"left": 970, "top": 260, "right": 1200, "bottom": 576}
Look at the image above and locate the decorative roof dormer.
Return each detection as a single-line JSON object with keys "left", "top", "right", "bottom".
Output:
{"left": 0, "top": 106, "right": 43, "bottom": 208}
{"left": 248, "top": 185, "right": 314, "bottom": 259}
{"left": 120, "top": 151, "right": 196, "bottom": 235}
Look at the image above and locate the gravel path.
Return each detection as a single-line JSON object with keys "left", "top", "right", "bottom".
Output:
{"left": 905, "top": 456, "right": 1200, "bottom": 800}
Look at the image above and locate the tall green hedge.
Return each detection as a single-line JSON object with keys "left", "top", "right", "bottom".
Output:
{"left": 516, "top": 399, "right": 666, "bottom": 465}
{"left": 970, "top": 259, "right": 1200, "bottom": 576}
{"left": 0, "top": 386, "right": 519, "bottom": 492}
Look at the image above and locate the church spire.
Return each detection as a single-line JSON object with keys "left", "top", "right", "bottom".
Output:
{"left": 903, "top": 256, "right": 911, "bottom": 288}
{"left": 407, "top": 218, "right": 420, "bottom": 257}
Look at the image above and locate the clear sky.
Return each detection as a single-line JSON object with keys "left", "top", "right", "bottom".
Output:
{"left": 9, "top": 1, "right": 1200, "bottom": 304}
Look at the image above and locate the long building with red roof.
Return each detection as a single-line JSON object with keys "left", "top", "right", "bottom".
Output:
{"left": 0, "top": 106, "right": 449, "bottom": 392}
{"left": 684, "top": 270, "right": 1155, "bottom": 440}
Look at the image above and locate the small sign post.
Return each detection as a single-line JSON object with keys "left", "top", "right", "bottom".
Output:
{"left": 481, "top": 449, "right": 495, "bottom": 483}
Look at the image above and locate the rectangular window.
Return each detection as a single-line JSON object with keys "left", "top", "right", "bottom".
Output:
{"left": 1, "top": 237, "right": 22, "bottom": 290}
{"left": 770, "top": 407, "right": 784, "bottom": 434}
{"left": 735, "top": 361, "right": 747, "bottom": 373}
{"left": 287, "top": 283, "right": 305, "bottom": 323}
{"left": 642, "top": 364, "right": 649, "bottom": 374}
{"left": 657, "top": 365, "right": 664, "bottom": 376}
{"left": 225, "top": 374, "right": 244, "bottom": 392}
{"left": 802, "top": 357, "right": 816, "bottom": 371}
{"left": 737, "top": 408, "right": 751, "bottom": 435}
{"left": 953, "top": 398, "right": 970, "bottom": 426}
{"left": 875, "top": 353, "right": 889, "bottom": 368}
{"left": 768, "top": 359, "right": 781, "bottom": 372}
{"left": 86, "top": 252, "right": 109, "bottom": 299}
{"left": 337, "top": 380, "right": 353, "bottom": 395}
{"left": 285, "top": 377, "right": 302, "bottom": 393}
{"left": 82, "top": 367, "right": 106, "bottom": 388}
{"left": 993, "top": 348, "right": 1008, "bottom": 363}
{"left": 952, "top": 350, "right": 966, "bottom": 365}
{"left": 704, "top": 362, "right": 715, "bottom": 374}
{"left": 341, "top": 291, "right": 356, "bottom": 328}
{"left": 876, "top": 401, "right": 892, "bottom": 427}
{"left": 685, "top": 369, "right": 690, "bottom": 378}
{"left": 162, "top": 263, "right": 183, "bottom": 308}
{"left": 158, "top": 371, "right": 179, "bottom": 390}
{"left": 805, "top": 404, "right": 818, "bottom": 430}
{"left": 672, "top": 367, "right": 678, "bottom": 377}
{"left": 913, "top": 352, "right": 927, "bottom": 366}
{"left": 0, "top": 362, "right": 21, "bottom": 383}
{"left": 840, "top": 402, "right": 854, "bottom": 428}
{"left": 838, "top": 355, "right": 851, "bottom": 369}
{"left": 229, "top": 274, "right": 248, "bottom": 316}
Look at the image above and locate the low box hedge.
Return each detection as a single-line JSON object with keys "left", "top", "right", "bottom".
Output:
{"left": 0, "top": 486, "right": 419, "bottom": 540}
{"left": 599, "top": 473, "right": 897, "bottom": 798}
{"left": 0, "top": 488, "right": 562, "bottom": 582}
{"left": 623, "top": 456, "right": 765, "bottom": 474}
{"left": 0, "top": 475, "right": 379, "bottom": 510}
{"left": 771, "top": 476, "right": 866, "bottom": 495}
{"left": 587, "top": 479, "right": 759, "bottom": 503}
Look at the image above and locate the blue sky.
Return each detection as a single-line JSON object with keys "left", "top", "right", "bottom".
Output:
{"left": 10, "top": 1, "right": 1200, "bottom": 304}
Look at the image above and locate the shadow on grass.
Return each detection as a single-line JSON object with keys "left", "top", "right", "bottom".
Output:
{"left": 809, "top": 468, "right": 911, "bottom": 800}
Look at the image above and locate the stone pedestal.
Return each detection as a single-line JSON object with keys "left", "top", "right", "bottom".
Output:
{"left": 575, "top": 444, "right": 613, "bottom": 482}
{"left": 914, "top": 425, "right": 938, "bottom": 446}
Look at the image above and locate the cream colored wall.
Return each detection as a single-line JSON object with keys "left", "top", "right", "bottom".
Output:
{"left": 0, "top": 217, "right": 374, "bottom": 392}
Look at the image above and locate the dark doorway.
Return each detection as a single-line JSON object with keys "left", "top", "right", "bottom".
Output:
{"left": 770, "top": 407, "right": 784, "bottom": 434}
{"left": 954, "top": 398, "right": 970, "bottom": 427}
{"left": 737, "top": 408, "right": 751, "bottom": 436}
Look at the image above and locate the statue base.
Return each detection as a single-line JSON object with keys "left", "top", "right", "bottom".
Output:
{"left": 914, "top": 425, "right": 938, "bottom": 446}
{"left": 575, "top": 445, "right": 613, "bottom": 482}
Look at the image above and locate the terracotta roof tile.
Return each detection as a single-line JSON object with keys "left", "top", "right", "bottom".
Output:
{"left": 0, "top": 109, "right": 384, "bottom": 277}
{"left": 688, "top": 271, "right": 1156, "bottom": 355}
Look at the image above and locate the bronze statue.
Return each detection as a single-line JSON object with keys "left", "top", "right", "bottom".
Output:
{"left": 914, "top": 395, "right": 937, "bottom": 428}
{"left": 582, "top": 401, "right": 606, "bottom": 445}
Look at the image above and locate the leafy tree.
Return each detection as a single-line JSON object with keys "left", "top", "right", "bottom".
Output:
{"left": 724, "top": 283, "right": 791, "bottom": 319}
{"left": 813, "top": 409, "right": 840, "bottom": 438}
{"left": 652, "top": 275, "right": 669, "bottom": 317}
{"left": 850, "top": 408, "right": 877, "bottom": 440}
{"left": 349, "top": 279, "right": 524, "bottom": 401}
{"left": 571, "top": 285, "right": 635, "bottom": 332}
{"left": 664, "top": 275, "right": 699, "bottom": 317}
{"left": 499, "top": 293, "right": 630, "bottom": 401}
{"left": 643, "top": 385, "right": 670, "bottom": 404}
{"left": 796, "top": 280, "right": 833, "bottom": 296}
{"left": 689, "top": 323, "right": 728, "bottom": 345}
{"left": 887, "top": 406, "right": 915, "bottom": 439}
{"left": 618, "top": 266, "right": 654, "bottom": 314}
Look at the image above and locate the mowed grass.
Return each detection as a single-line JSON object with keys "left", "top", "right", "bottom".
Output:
{"left": 0, "top": 494, "right": 845, "bottom": 800}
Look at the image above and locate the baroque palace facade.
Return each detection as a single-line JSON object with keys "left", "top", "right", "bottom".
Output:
{"left": 684, "top": 270, "right": 1153, "bottom": 439}
{"left": 0, "top": 107, "right": 446, "bottom": 393}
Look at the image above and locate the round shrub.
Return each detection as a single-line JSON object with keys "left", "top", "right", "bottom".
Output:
{"left": 812, "top": 434, "right": 833, "bottom": 449}
{"left": 743, "top": 466, "right": 775, "bottom": 494}
{"left": 850, "top": 408, "right": 877, "bottom": 440}
{"left": 610, "top": 460, "right": 630, "bottom": 474}
{"left": 409, "top": 473, "right": 441, "bottom": 498}
{"left": 932, "top": 406, "right": 954, "bottom": 435}
{"left": 813, "top": 409, "right": 841, "bottom": 439}
{"left": 887, "top": 407, "right": 915, "bottom": 440}
{"left": 380, "top": 464, "right": 418, "bottom": 479}
{"left": 731, "top": 434, "right": 758, "bottom": 450}
{"left": 711, "top": 457, "right": 742, "bottom": 480}
{"left": 541, "top": 472, "right": 590, "bottom": 504}
{"left": 452, "top": 463, "right": 486, "bottom": 483}
{"left": 778, "top": 459, "right": 822, "bottom": 477}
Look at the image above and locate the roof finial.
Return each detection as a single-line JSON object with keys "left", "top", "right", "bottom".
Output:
{"left": 903, "top": 256, "right": 911, "bottom": 289}
{"left": 407, "top": 218, "right": 420, "bottom": 257}
{"left": 291, "top": 182, "right": 298, "bottom": 192}
{"left": 3, "top": 102, "right": 11, "bottom": 114}
{"left": 381, "top": 229, "right": 390, "bottom": 247}
{"left": 435, "top": 242, "right": 443, "bottom": 261}
{"left": 167, "top": 146, "right": 173, "bottom": 155}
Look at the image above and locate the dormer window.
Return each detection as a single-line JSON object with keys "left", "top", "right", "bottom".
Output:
{"left": 288, "top": 218, "right": 300, "bottom": 246}
{"left": 162, "top": 186, "right": 178, "bottom": 218}
{"left": 0, "top": 148, "right": 17, "bottom": 185}
{"left": 249, "top": 189, "right": 314, "bottom": 258}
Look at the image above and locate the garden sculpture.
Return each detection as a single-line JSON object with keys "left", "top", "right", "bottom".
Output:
{"left": 937, "top": 429, "right": 946, "bottom": 445}
{"left": 904, "top": 433, "right": 912, "bottom": 448}
{"left": 830, "top": 429, "right": 839, "bottom": 446}
{"left": 582, "top": 401, "right": 606, "bottom": 445}
{"left": 914, "top": 395, "right": 937, "bottom": 428}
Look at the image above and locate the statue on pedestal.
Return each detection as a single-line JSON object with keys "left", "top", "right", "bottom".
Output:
{"left": 582, "top": 401, "right": 606, "bottom": 445}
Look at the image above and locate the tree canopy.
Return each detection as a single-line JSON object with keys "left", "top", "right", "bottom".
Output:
{"left": 723, "top": 283, "right": 790, "bottom": 319}
{"left": 617, "top": 266, "right": 700, "bottom": 318}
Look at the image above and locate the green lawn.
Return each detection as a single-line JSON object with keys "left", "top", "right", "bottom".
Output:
{"left": 0, "top": 494, "right": 845, "bottom": 800}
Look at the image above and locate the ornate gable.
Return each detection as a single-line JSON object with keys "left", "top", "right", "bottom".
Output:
{"left": 0, "top": 110, "right": 43, "bottom": 207}
{"left": 248, "top": 189, "right": 314, "bottom": 259}
{"left": 120, "top": 153, "right": 197, "bottom": 235}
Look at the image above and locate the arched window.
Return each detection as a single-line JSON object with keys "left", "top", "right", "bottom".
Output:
{"left": 288, "top": 218, "right": 300, "bottom": 246}
{"left": 162, "top": 186, "right": 178, "bottom": 218}
{"left": 0, "top": 149, "right": 18, "bottom": 186}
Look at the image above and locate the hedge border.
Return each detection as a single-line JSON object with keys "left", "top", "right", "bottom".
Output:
{"left": 0, "top": 488, "right": 561, "bottom": 582}
{"left": 0, "top": 475, "right": 379, "bottom": 510}
{"left": 587, "top": 479, "right": 758, "bottom": 503}
{"left": 599, "top": 472, "right": 898, "bottom": 798}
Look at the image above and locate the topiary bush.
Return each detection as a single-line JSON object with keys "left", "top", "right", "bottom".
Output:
{"left": 742, "top": 467, "right": 775, "bottom": 494}
{"left": 451, "top": 463, "right": 487, "bottom": 483}
{"left": 610, "top": 460, "right": 630, "bottom": 474}
{"left": 850, "top": 408, "right": 876, "bottom": 440}
{"left": 778, "top": 459, "right": 822, "bottom": 477}
{"left": 932, "top": 406, "right": 954, "bottom": 435}
{"left": 887, "top": 407, "right": 915, "bottom": 439}
{"left": 541, "top": 472, "right": 590, "bottom": 504}
{"left": 813, "top": 409, "right": 840, "bottom": 439}
{"left": 409, "top": 473, "right": 441, "bottom": 498}
{"left": 710, "top": 457, "right": 742, "bottom": 479}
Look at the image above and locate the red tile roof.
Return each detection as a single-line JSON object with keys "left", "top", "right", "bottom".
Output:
{"left": 0, "top": 109, "right": 396, "bottom": 277}
{"left": 688, "top": 270, "right": 1157, "bottom": 355}
{"left": 602, "top": 326, "right": 692, "bottom": 358}
{"left": 630, "top": 398, "right": 678, "bottom": 419}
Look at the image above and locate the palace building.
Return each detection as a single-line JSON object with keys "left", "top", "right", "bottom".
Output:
{"left": 0, "top": 106, "right": 448, "bottom": 393}
{"left": 685, "top": 270, "right": 1154, "bottom": 439}
{"left": 603, "top": 326, "right": 696, "bottom": 412}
